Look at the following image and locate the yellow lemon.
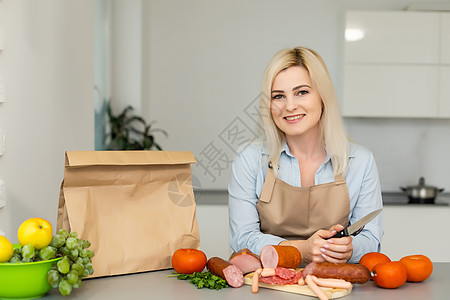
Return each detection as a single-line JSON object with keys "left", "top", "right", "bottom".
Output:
{"left": 0, "top": 235, "right": 14, "bottom": 262}
{"left": 17, "top": 218, "right": 53, "bottom": 250}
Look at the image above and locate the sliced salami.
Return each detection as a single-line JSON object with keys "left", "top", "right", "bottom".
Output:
{"left": 275, "top": 267, "right": 296, "bottom": 280}
{"left": 259, "top": 270, "right": 302, "bottom": 285}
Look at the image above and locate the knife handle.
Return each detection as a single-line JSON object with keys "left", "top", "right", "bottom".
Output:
{"left": 329, "top": 228, "right": 348, "bottom": 239}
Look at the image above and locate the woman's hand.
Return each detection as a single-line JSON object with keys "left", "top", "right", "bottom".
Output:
{"left": 320, "top": 224, "right": 353, "bottom": 263}
{"left": 279, "top": 224, "right": 353, "bottom": 264}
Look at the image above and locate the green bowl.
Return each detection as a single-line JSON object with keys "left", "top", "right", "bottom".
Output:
{"left": 0, "top": 245, "right": 62, "bottom": 300}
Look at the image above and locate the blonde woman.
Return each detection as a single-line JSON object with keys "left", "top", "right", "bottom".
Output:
{"left": 228, "top": 46, "right": 383, "bottom": 264}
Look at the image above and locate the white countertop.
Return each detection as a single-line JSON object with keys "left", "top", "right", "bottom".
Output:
{"left": 42, "top": 263, "right": 449, "bottom": 300}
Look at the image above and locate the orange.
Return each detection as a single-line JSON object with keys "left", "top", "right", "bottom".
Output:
{"left": 400, "top": 255, "right": 433, "bottom": 282}
{"left": 359, "top": 252, "right": 391, "bottom": 273}
{"left": 17, "top": 218, "right": 53, "bottom": 250}
{"left": 372, "top": 261, "right": 408, "bottom": 289}
{"left": 0, "top": 235, "right": 14, "bottom": 262}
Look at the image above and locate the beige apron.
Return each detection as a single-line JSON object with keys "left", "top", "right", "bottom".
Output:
{"left": 257, "top": 164, "right": 350, "bottom": 240}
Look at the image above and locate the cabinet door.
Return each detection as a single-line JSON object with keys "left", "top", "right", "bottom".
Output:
{"left": 439, "top": 66, "right": 450, "bottom": 117}
{"left": 441, "top": 13, "right": 450, "bottom": 64}
{"left": 382, "top": 206, "right": 450, "bottom": 262}
{"left": 345, "top": 11, "right": 440, "bottom": 64}
{"left": 343, "top": 65, "right": 439, "bottom": 117}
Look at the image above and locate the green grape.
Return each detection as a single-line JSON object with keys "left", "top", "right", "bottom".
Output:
{"left": 66, "top": 270, "right": 79, "bottom": 285}
{"left": 82, "top": 257, "right": 90, "bottom": 265}
{"left": 70, "top": 248, "right": 79, "bottom": 258}
{"left": 69, "top": 232, "right": 78, "bottom": 238}
{"left": 57, "top": 258, "right": 70, "bottom": 274}
{"left": 39, "top": 246, "right": 56, "bottom": 261}
{"left": 82, "top": 240, "right": 91, "bottom": 249}
{"left": 66, "top": 237, "right": 78, "bottom": 250}
{"left": 75, "top": 239, "right": 82, "bottom": 251}
{"left": 13, "top": 248, "right": 21, "bottom": 256}
{"left": 8, "top": 257, "right": 21, "bottom": 263}
{"left": 84, "top": 262, "right": 92, "bottom": 269}
{"left": 75, "top": 257, "right": 84, "bottom": 265}
{"left": 71, "top": 263, "right": 84, "bottom": 276}
{"left": 47, "top": 269, "right": 61, "bottom": 288}
{"left": 80, "top": 248, "right": 89, "bottom": 258}
{"left": 50, "top": 234, "right": 66, "bottom": 248}
{"left": 60, "top": 246, "right": 70, "bottom": 256}
{"left": 21, "top": 244, "right": 35, "bottom": 260}
{"left": 22, "top": 257, "right": 32, "bottom": 263}
{"left": 81, "top": 268, "right": 89, "bottom": 278}
{"left": 57, "top": 229, "right": 69, "bottom": 239}
{"left": 87, "top": 265, "right": 94, "bottom": 275}
{"left": 58, "top": 279, "right": 73, "bottom": 296}
{"left": 86, "top": 250, "right": 94, "bottom": 259}
{"left": 72, "top": 278, "right": 82, "bottom": 289}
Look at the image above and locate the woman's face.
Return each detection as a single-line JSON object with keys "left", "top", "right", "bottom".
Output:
{"left": 270, "top": 66, "right": 323, "bottom": 139}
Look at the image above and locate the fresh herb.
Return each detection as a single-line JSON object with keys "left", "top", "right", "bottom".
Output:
{"left": 167, "top": 271, "right": 229, "bottom": 290}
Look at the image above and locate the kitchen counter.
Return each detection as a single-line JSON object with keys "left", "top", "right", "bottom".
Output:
{"left": 196, "top": 190, "right": 450, "bottom": 206}
{"left": 43, "top": 263, "right": 448, "bottom": 299}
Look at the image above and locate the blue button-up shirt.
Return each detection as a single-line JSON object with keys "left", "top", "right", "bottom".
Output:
{"left": 228, "top": 141, "right": 383, "bottom": 263}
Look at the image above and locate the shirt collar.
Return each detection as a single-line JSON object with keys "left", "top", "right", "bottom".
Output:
{"left": 281, "top": 139, "right": 355, "bottom": 161}
{"left": 262, "top": 139, "right": 355, "bottom": 160}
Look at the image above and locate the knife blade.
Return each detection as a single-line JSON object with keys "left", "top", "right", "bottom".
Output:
{"left": 329, "top": 209, "right": 382, "bottom": 239}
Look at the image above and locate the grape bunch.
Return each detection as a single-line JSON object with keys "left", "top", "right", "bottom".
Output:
{"left": 46, "top": 229, "right": 95, "bottom": 296}
{"left": 7, "top": 229, "right": 94, "bottom": 296}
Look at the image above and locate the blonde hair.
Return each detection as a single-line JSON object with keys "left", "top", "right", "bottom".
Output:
{"left": 259, "top": 46, "right": 349, "bottom": 176}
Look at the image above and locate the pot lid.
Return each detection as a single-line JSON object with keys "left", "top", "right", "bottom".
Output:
{"left": 407, "top": 177, "right": 438, "bottom": 189}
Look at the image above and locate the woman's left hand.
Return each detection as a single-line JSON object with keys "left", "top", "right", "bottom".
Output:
{"left": 320, "top": 224, "right": 353, "bottom": 263}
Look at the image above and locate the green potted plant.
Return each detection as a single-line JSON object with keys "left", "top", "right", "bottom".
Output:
{"left": 105, "top": 103, "right": 167, "bottom": 150}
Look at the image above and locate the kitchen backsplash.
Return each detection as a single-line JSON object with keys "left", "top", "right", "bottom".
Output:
{"left": 344, "top": 117, "right": 450, "bottom": 192}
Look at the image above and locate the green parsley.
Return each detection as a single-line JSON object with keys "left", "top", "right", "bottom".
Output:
{"left": 167, "top": 271, "right": 229, "bottom": 290}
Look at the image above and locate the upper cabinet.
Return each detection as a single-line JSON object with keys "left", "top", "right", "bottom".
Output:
{"left": 441, "top": 14, "right": 450, "bottom": 64}
{"left": 343, "top": 11, "right": 450, "bottom": 118}
{"left": 345, "top": 11, "right": 440, "bottom": 64}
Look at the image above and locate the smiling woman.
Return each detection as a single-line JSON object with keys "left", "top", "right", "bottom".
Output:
{"left": 228, "top": 46, "right": 384, "bottom": 266}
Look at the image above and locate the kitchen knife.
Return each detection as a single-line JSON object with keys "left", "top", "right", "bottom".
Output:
{"left": 329, "top": 209, "right": 382, "bottom": 239}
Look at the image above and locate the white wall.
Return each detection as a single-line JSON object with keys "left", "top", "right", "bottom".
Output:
{"left": 0, "top": 0, "right": 94, "bottom": 241}
{"left": 110, "top": 0, "right": 450, "bottom": 191}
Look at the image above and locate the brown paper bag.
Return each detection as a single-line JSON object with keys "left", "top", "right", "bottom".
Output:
{"left": 57, "top": 151, "right": 200, "bottom": 278}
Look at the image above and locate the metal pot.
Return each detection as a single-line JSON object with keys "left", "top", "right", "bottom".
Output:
{"left": 400, "top": 177, "right": 444, "bottom": 204}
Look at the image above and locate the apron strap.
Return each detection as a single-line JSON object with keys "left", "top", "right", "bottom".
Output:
{"left": 259, "top": 165, "right": 276, "bottom": 203}
{"left": 334, "top": 173, "right": 346, "bottom": 185}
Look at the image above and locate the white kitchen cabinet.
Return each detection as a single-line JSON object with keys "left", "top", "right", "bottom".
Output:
{"left": 441, "top": 14, "right": 450, "bottom": 64}
{"left": 381, "top": 205, "right": 450, "bottom": 262}
{"left": 344, "top": 65, "right": 439, "bottom": 118}
{"left": 343, "top": 11, "right": 450, "bottom": 118}
{"left": 345, "top": 11, "right": 440, "bottom": 64}
{"left": 439, "top": 66, "right": 450, "bottom": 117}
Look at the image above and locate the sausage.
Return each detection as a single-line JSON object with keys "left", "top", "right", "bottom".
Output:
{"left": 311, "top": 276, "right": 353, "bottom": 289}
{"left": 261, "top": 268, "right": 276, "bottom": 277}
{"left": 305, "top": 275, "right": 329, "bottom": 300}
{"left": 251, "top": 268, "right": 262, "bottom": 293}
{"left": 206, "top": 257, "right": 244, "bottom": 288}
{"left": 229, "top": 248, "right": 262, "bottom": 274}
{"left": 260, "top": 245, "right": 302, "bottom": 269}
{"left": 302, "top": 262, "right": 370, "bottom": 284}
